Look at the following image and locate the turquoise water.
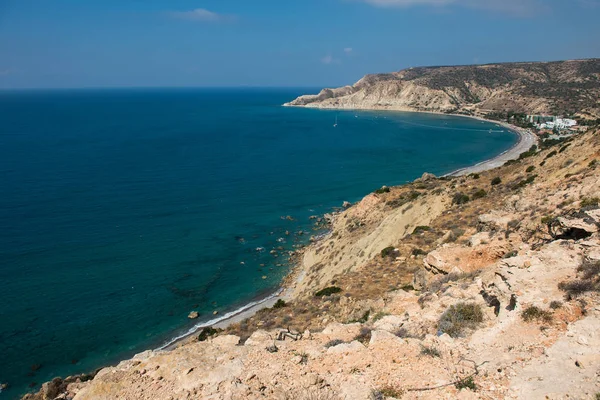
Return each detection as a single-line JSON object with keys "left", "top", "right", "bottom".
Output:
{"left": 0, "top": 88, "right": 516, "bottom": 398}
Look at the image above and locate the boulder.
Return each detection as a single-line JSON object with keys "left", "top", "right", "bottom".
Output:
{"left": 188, "top": 311, "right": 199, "bottom": 319}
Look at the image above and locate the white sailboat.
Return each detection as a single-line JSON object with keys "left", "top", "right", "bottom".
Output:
{"left": 333, "top": 115, "right": 338, "bottom": 128}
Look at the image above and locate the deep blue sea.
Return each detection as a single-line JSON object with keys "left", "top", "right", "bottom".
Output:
{"left": 0, "top": 88, "right": 516, "bottom": 398}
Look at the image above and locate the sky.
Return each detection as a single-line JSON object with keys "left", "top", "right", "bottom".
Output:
{"left": 0, "top": 0, "right": 599, "bottom": 89}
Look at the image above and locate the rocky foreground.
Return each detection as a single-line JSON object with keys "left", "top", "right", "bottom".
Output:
{"left": 24, "top": 127, "right": 600, "bottom": 399}
{"left": 285, "top": 59, "right": 600, "bottom": 119}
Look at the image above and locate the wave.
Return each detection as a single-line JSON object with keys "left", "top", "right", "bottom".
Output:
{"left": 156, "top": 289, "right": 282, "bottom": 350}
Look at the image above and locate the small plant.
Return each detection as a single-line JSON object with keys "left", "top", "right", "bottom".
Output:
{"left": 315, "top": 286, "right": 342, "bottom": 297}
{"left": 503, "top": 250, "right": 518, "bottom": 259}
{"left": 375, "top": 186, "right": 391, "bottom": 194}
{"left": 324, "top": 339, "right": 345, "bottom": 348}
{"left": 372, "top": 311, "right": 390, "bottom": 322}
{"left": 549, "top": 301, "right": 563, "bottom": 310}
{"left": 470, "top": 173, "right": 480, "bottom": 179}
{"left": 400, "top": 284, "right": 415, "bottom": 291}
{"left": 372, "top": 386, "right": 404, "bottom": 399}
{"left": 455, "top": 376, "right": 477, "bottom": 391}
{"left": 452, "top": 192, "right": 470, "bottom": 205}
{"left": 545, "top": 150, "right": 557, "bottom": 159}
{"left": 521, "top": 306, "right": 553, "bottom": 323}
{"left": 589, "top": 159, "right": 597, "bottom": 168}
{"left": 272, "top": 299, "right": 287, "bottom": 309}
{"left": 380, "top": 246, "right": 397, "bottom": 258}
{"left": 438, "top": 302, "right": 484, "bottom": 337}
{"left": 420, "top": 345, "right": 441, "bottom": 358}
{"left": 559, "top": 144, "right": 571, "bottom": 153}
{"left": 558, "top": 260, "right": 600, "bottom": 298}
{"left": 491, "top": 177, "right": 502, "bottom": 186}
{"left": 526, "top": 165, "right": 536, "bottom": 173}
{"left": 472, "top": 189, "right": 487, "bottom": 200}
{"left": 412, "top": 225, "right": 431, "bottom": 234}
{"left": 198, "top": 327, "right": 219, "bottom": 342}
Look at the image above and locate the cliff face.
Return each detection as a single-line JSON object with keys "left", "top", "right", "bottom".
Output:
{"left": 286, "top": 59, "right": 600, "bottom": 117}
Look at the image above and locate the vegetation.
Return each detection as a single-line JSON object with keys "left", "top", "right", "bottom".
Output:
{"left": 558, "top": 260, "right": 600, "bottom": 298}
{"left": 354, "top": 327, "right": 372, "bottom": 344}
{"left": 372, "top": 387, "right": 404, "bottom": 399}
{"left": 273, "top": 299, "right": 287, "bottom": 309}
{"left": 472, "top": 189, "right": 487, "bottom": 200}
{"left": 438, "top": 302, "right": 484, "bottom": 337}
{"left": 580, "top": 197, "right": 599, "bottom": 208}
{"left": 519, "top": 145, "right": 538, "bottom": 159}
{"left": 469, "top": 173, "right": 480, "bottom": 179}
{"left": 526, "top": 165, "right": 536, "bottom": 173}
{"left": 549, "top": 301, "right": 563, "bottom": 310}
{"left": 521, "top": 306, "right": 553, "bottom": 323}
{"left": 349, "top": 310, "right": 371, "bottom": 324}
{"left": 545, "top": 150, "right": 558, "bottom": 159}
{"left": 491, "top": 177, "right": 502, "bottom": 186}
{"left": 198, "top": 327, "right": 219, "bottom": 342}
{"left": 314, "top": 286, "right": 342, "bottom": 297}
{"left": 412, "top": 226, "right": 431, "bottom": 234}
{"left": 515, "top": 175, "right": 537, "bottom": 189}
{"left": 411, "top": 248, "right": 427, "bottom": 256}
{"left": 452, "top": 192, "right": 470, "bottom": 205}
{"left": 375, "top": 186, "right": 390, "bottom": 194}
{"left": 420, "top": 345, "right": 441, "bottom": 358}
{"left": 324, "top": 339, "right": 345, "bottom": 348}
{"left": 380, "top": 246, "right": 397, "bottom": 258}
{"left": 455, "top": 376, "right": 477, "bottom": 391}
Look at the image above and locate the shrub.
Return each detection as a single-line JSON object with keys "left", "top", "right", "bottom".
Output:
{"left": 472, "top": 189, "right": 487, "bottom": 200}
{"left": 413, "top": 226, "right": 431, "bottom": 234}
{"left": 354, "top": 327, "right": 372, "bottom": 344}
{"left": 549, "top": 301, "right": 563, "bottom": 310}
{"left": 372, "top": 387, "right": 404, "bottom": 399}
{"left": 452, "top": 192, "right": 470, "bottom": 205}
{"left": 198, "top": 327, "right": 219, "bottom": 342}
{"left": 558, "top": 260, "right": 600, "bottom": 298}
{"left": 380, "top": 246, "right": 396, "bottom": 258}
{"left": 408, "top": 191, "right": 421, "bottom": 200}
{"left": 375, "top": 186, "right": 390, "bottom": 194}
{"left": 521, "top": 306, "right": 553, "bottom": 323}
{"left": 491, "top": 177, "right": 502, "bottom": 186}
{"left": 324, "top": 339, "right": 345, "bottom": 348}
{"left": 545, "top": 150, "right": 557, "bottom": 159}
{"left": 559, "top": 144, "right": 571, "bottom": 153}
{"left": 411, "top": 248, "right": 427, "bottom": 256}
{"left": 455, "top": 376, "right": 477, "bottom": 391}
{"left": 349, "top": 310, "right": 370, "bottom": 324}
{"left": 420, "top": 345, "right": 441, "bottom": 358}
{"left": 438, "top": 302, "right": 484, "bottom": 337}
{"left": 503, "top": 250, "right": 518, "bottom": 259}
{"left": 580, "top": 197, "right": 599, "bottom": 208}
{"left": 515, "top": 175, "right": 537, "bottom": 189}
{"left": 315, "top": 286, "right": 342, "bottom": 297}
{"left": 589, "top": 159, "right": 597, "bottom": 168}
{"left": 273, "top": 299, "right": 287, "bottom": 309}
{"left": 526, "top": 166, "right": 536, "bottom": 173}
{"left": 470, "top": 173, "right": 480, "bottom": 179}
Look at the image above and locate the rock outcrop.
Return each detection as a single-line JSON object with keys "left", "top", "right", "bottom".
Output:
{"left": 285, "top": 59, "right": 600, "bottom": 118}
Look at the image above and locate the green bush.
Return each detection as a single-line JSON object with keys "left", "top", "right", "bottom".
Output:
{"left": 545, "top": 150, "right": 557, "bottom": 159}
{"left": 412, "top": 226, "right": 431, "bottom": 234}
{"left": 469, "top": 173, "right": 480, "bottom": 179}
{"left": 521, "top": 306, "right": 553, "bottom": 323}
{"left": 491, "top": 177, "right": 502, "bottom": 186}
{"left": 420, "top": 345, "right": 441, "bottom": 358}
{"left": 411, "top": 248, "right": 427, "bottom": 256}
{"left": 198, "top": 327, "right": 219, "bottom": 342}
{"left": 314, "top": 286, "right": 342, "bottom": 297}
{"left": 272, "top": 299, "right": 287, "bottom": 309}
{"left": 380, "top": 246, "right": 396, "bottom": 258}
{"left": 438, "top": 302, "right": 484, "bottom": 337}
{"left": 515, "top": 175, "right": 537, "bottom": 189}
{"left": 526, "top": 166, "right": 536, "bottom": 173}
{"left": 452, "top": 192, "right": 470, "bottom": 205}
{"left": 472, "top": 189, "right": 487, "bottom": 200}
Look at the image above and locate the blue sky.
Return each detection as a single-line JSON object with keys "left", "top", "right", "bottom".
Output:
{"left": 0, "top": 0, "right": 599, "bottom": 88}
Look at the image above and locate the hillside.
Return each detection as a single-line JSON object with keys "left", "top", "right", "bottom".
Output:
{"left": 285, "top": 59, "right": 600, "bottom": 118}
{"left": 22, "top": 124, "right": 600, "bottom": 399}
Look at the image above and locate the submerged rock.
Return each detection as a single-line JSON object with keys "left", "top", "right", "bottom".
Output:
{"left": 188, "top": 311, "right": 199, "bottom": 319}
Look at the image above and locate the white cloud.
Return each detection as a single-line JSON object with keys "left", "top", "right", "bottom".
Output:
{"left": 169, "top": 8, "right": 236, "bottom": 23}
{"left": 360, "top": 0, "right": 545, "bottom": 16}
{"left": 344, "top": 47, "right": 353, "bottom": 54}
{"left": 321, "top": 55, "right": 341, "bottom": 65}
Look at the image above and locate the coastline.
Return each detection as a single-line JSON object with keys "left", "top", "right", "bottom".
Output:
{"left": 156, "top": 108, "right": 536, "bottom": 351}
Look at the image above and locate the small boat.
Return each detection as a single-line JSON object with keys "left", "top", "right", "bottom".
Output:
{"left": 333, "top": 115, "right": 338, "bottom": 128}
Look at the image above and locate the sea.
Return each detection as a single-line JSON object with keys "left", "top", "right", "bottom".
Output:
{"left": 0, "top": 88, "right": 517, "bottom": 398}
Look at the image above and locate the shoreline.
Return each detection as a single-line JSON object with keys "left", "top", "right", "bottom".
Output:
{"left": 156, "top": 108, "right": 536, "bottom": 351}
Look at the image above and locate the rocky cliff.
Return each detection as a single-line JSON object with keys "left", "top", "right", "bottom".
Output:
{"left": 286, "top": 59, "right": 600, "bottom": 118}
{"left": 23, "top": 124, "right": 600, "bottom": 399}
